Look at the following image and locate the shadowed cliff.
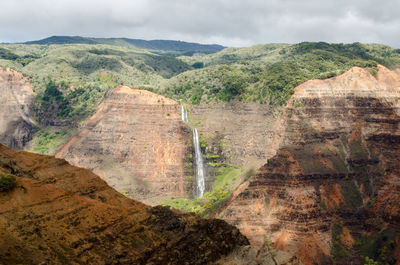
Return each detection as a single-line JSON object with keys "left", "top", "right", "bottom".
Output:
{"left": 0, "top": 68, "right": 37, "bottom": 149}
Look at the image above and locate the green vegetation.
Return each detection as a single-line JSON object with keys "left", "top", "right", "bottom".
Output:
{"left": 331, "top": 223, "right": 347, "bottom": 260}
{"left": 25, "top": 36, "right": 225, "bottom": 57}
{"left": 1, "top": 41, "right": 399, "bottom": 157}
{"left": 34, "top": 80, "right": 72, "bottom": 122}
{"left": 166, "top": 42, "right": 400, "bottom": 105}
{"left": 355, "top": 228, "right": 398, "bottom": 265}
{"left": 164, "top": 167, "right": 242, "bottom": 217}
{"left": 27, "top": 128, "right": 74, "bottom": 155}
{"left": 0, "top": 43, "right": 189, "bottom": 92}
{"left": 0, "top": 173, "right": 17, "bottom": 192}
{"left": 364, "top": 257, "right": 380, "bottom": 265}
{"left": 2, "top": 41, "right": 399, "bottom": 113}
{"left": 340, "top": 179, "right": 363, "bottom": 209}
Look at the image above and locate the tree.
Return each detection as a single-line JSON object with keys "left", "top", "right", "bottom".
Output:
{"left": 0, "top": 173, "right": 17, "bottom": 192}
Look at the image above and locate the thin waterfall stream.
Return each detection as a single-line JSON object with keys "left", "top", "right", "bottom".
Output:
{"left": 181, "top": 105, "right": 189, "bottom": 123}
{"left": 181, "top": 105, "right": 205, "bottom": 197}
{"left": 192, "top": 128, "right": 205, "bottom": 197}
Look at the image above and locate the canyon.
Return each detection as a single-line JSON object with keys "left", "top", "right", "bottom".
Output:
{"left": 218, "top": 65, "right": 400, "bottom": 264}
{"left": 0, "top": 60, "right": 399, "bottom": 264}
{"left": 54, "top": 85, "right": 279, "bottom": 205}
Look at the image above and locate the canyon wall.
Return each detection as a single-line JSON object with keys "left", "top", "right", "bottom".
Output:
{"left": 0, "top": 68, "right": 37, "bottom": 149}
{"left": 190, "top": 102, "right": 280, "bottom": 167}
{"left": 219, "top": 66, "right": 400, "bottom": 264}
{"left": 188, "top": 102, "right": 282, "bottom": 194}
{"left": 56, "top": 86, "right": 192, "bottom": 205}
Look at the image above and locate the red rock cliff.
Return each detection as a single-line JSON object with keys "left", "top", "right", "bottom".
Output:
{"left": 219, "top": 66, "right": 400, "bottom": 264}
{"left": 0, "top": 68, "right": 37, "bottom": 149}
{"left": 55, "top": 86, "right": 191, "bottom": 205}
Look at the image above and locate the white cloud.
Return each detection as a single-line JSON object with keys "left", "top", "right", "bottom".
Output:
{"left": 0, "top": 0, "right": 399, "bottom": 47}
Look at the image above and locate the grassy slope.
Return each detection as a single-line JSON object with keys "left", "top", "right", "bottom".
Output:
{"left": 163, "top": 42, "right": 400, "bottom": 105}
{"left": 24, "top": 36, "right": 225, "bottom": 56}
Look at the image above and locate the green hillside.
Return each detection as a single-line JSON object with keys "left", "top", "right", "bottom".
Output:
{"left": 164, "top": 42, "right": 400, "bottom": 105}
{"left": 24, "top": 36, "right": 225, "bottom": 56}
{"left": 1, "top": 41, "right": 399, "bottom": 146}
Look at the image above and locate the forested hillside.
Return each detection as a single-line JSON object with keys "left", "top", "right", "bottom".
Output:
{"left": 1, "top": 41, "right": 399, "bottom": 155}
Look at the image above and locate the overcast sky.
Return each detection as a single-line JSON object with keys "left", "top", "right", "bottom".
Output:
{"left": 1, "top": 0, "right": 400, "bottom": 47}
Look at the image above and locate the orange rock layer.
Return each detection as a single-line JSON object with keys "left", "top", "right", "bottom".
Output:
{"left": 219, "top": 66, "right": 400, "bottom": 264}
{"left": 0, "top": 144, "right": 249, "bottom": 264}
{"left": 56, "top": 86, "right": 191, "bottom": 205}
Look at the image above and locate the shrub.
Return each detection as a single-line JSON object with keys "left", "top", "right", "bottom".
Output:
{"left": 0, "top": 173, "right": 17, "bottom": 192}
{"left": 192, "top": 62, "right": 204, "bottom": 69}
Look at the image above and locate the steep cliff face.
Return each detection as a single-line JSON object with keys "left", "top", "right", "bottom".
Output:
{"left": 219, "top": 66, "right": 400, "bottom": 264}
{"left": 189, "top": 102, "right": 280, "bottom": 167}
{"left": 187, "top": 102, "right": 282, "bottom": 196}
{"left": 0, "top": 144, "right": 252, "bottom": 265}
{"left": 0, "top": 68, "right": 37, "bottom": 149}
{"left": 56, "top": 86, "right": 191, "bottom": 205}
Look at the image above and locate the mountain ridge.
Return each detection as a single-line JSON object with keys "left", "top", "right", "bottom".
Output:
{"left": 23, "top": 35, "right": 225, "bottom": 56}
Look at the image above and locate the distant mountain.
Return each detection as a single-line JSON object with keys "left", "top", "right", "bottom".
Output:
{"left": 24, "top": 36, "right": 226, "bottom": 56}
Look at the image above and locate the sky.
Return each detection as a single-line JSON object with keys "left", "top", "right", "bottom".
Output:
{"left": 1, "top": 0, "right": 400, "bottom": 47}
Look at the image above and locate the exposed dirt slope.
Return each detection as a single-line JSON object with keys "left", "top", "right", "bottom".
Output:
{"left": 0, "top": 68, "right": 37, "bottom": 149}
{"left": 219, "top": 66, "right": 400, "bottom": 265}
{"left": 56, "top": 86, "right": 191, "bottom": 205}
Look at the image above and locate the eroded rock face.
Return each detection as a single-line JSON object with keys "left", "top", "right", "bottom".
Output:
{"left": 219, "top": 66, "right": 400, "bottom": 264}
{"left": 0, "top": 68, "right": 37, "bottom": 149}
{"left": 190, "top": 102, "right": 281, "bottom": 167}
{"left": 0, "top": 144, "right": 250, "bottom": 265}
{"left": 56, "top": 86, "right": 191, "bottom": 205}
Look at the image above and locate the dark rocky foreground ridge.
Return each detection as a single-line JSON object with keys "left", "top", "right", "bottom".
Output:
{"left": 0, "top": 144, "right": 301, "bottom": 265}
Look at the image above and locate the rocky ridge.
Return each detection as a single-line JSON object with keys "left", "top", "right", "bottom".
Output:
{"left": 218, "top": 65, "right": 400, "bottom": 264}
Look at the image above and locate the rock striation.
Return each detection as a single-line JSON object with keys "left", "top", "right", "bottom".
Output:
{"left": 219, "top": 66, "right": 400, "bottom": 264}
{"left": 0, "top": 143, "right": 251, "bottom": 265}
{"left": 56, "top": 86, "right": 191, "bottom": 205}
{"left": 190, "top": 102, "right": 280, "bottom": 167}
{"left": 0, "top": 68, "right": 37, "bottom": 149}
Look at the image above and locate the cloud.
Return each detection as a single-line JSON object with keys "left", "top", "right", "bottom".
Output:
{"left": 0, "top": 0, "right": 399, "bottom": 47}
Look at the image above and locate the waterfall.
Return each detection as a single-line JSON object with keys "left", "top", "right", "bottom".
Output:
{"left": 185, "top": 109, "right": 189, "bottom": 123}
{"left": 181, "top": 105, "right": 185, "bottom": 122}
{"left": 181, "top": 105, "right": 189, "bottom": 122}
{"left": 181, "top": 105, "right": 205, "bottom": 197}
{"left": 193, "top": 128, "right": 205, "bottom": 197}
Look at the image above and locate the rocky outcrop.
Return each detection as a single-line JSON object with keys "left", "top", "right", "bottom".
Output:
{"left": 0, "top": 68, "right": 37, "bottom": 149}
{"left": 219, "top": 66, "right": 400, "bottom": 264}
{"left": 56, "top": 86, "right": 191, "bottom": 205}
{"left": 0, "top": 143, "right": 251, "bottom": 264}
